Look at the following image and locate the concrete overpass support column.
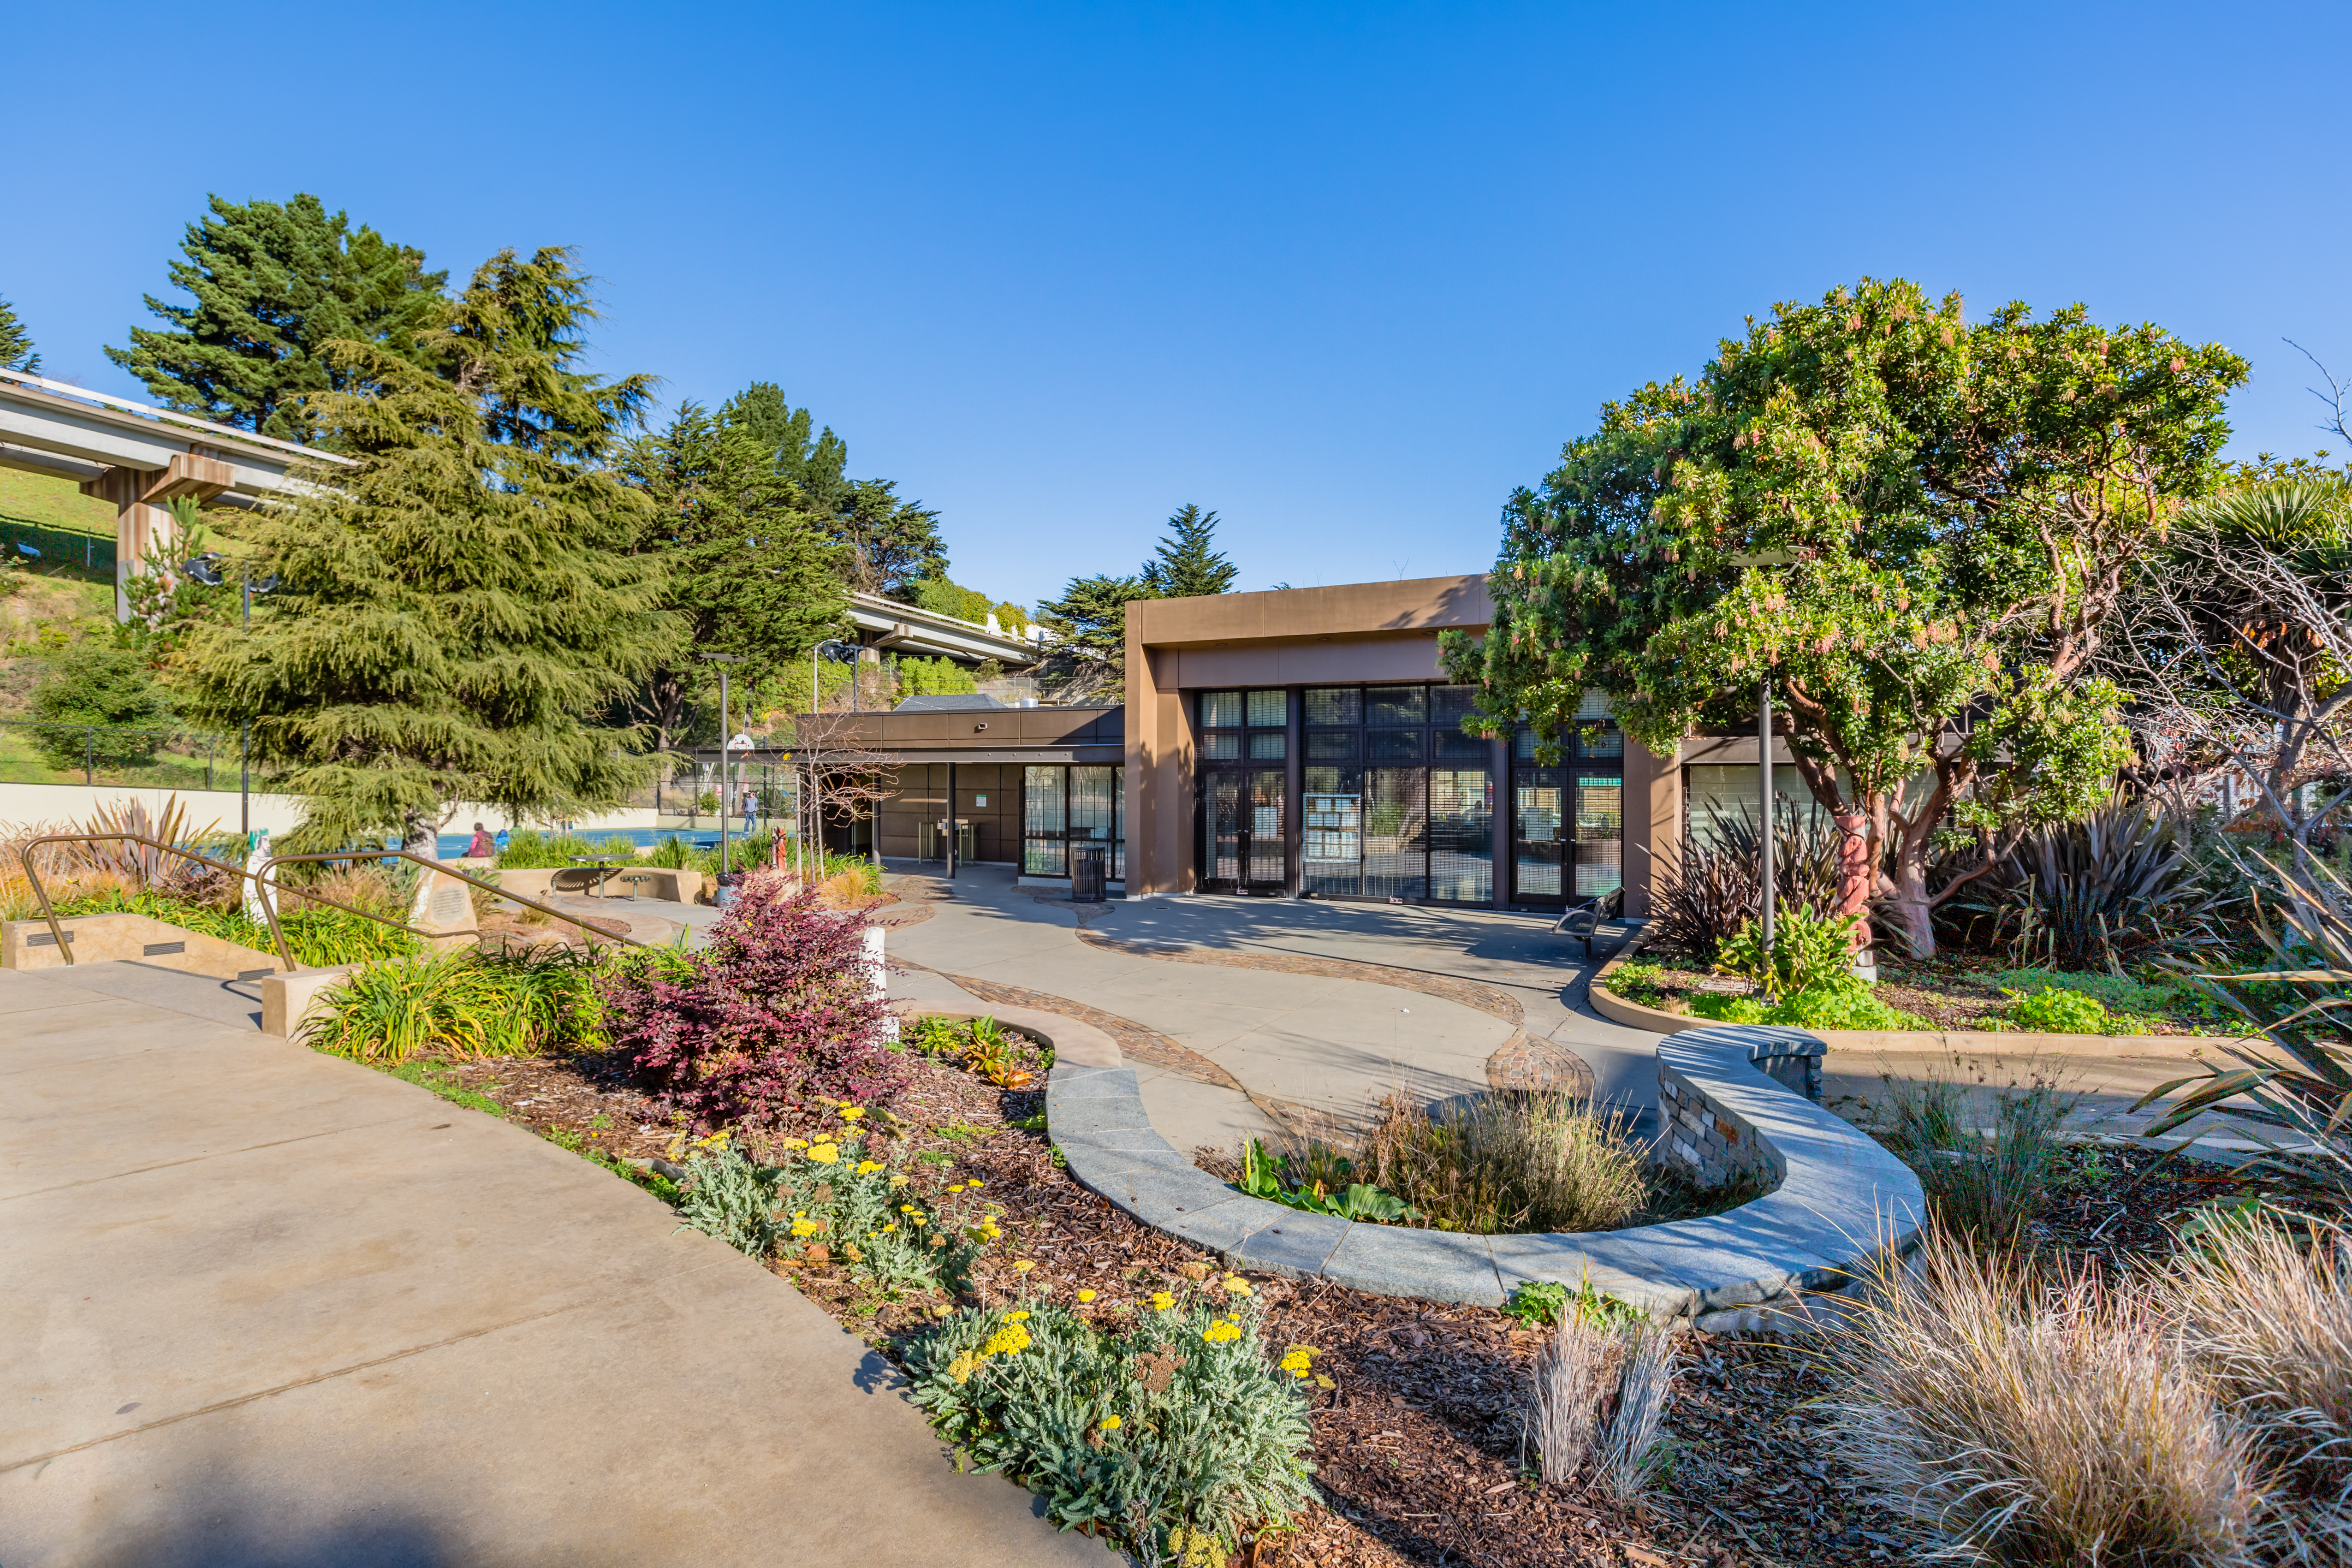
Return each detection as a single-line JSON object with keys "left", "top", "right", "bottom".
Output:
{"left": 86, "top": 466, "right": 168, "bottom": 623}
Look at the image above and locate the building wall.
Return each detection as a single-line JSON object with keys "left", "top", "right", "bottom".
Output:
{"left": 1125, "top": 576, "right": 1496, "bottom": 897}
{"left": 876, "top": 763, "right": 1023, "bottom": 864}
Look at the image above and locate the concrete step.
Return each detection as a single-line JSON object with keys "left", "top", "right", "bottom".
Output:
{"left": 37, "top": 960, "right": 269, "bottom": 1032}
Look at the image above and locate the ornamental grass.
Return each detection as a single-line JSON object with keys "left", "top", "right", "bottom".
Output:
{"left": 904, "top": 1277, "right": 1316, "bottom": 1562}
{"left": 1820, "top": 1223, "right": 2343, "bottom": 1567}
{"left": 309, "top": 945, "right": 605, "bottom": 1064}
{"left": 1356, "top": 1088, "right": 1649, "bottom": 1235}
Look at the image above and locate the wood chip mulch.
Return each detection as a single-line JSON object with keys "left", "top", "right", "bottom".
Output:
{"left": 423, "top": 1040, "right": 1951, "bottom": 1568}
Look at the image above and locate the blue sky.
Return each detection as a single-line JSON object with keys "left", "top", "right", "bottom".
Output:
{"left": 8, "top": 2, "right": 2349, "bottom": 610}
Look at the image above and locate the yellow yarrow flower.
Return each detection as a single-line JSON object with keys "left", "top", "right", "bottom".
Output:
{"left": 1151, "top": 1291, "right": 1175, "bottom": 1312}
{"left": 790, "top": 1218, "right": 821, "bottom": 1239}
{"left": 946, "top": 1183, "right": 965, "bottom": 1193}
{"left": 806, "top": 1143, "right": 840, "bottom": 1165}
{"left": 1201, "top": 1319, "right": 1242, "bottom": 1345}
{"left": 879, "top": 1223, "right": 898, "bottom": 1234}
{"left": 1013, "top": 1259, "right": 1035, "bottom": 1273}
{"left": 1278, "top": 1349, "right": 1312, "bottom": 1377}
{"left": 947, "top": 1350, "right": 982, "bottom": 1384}
{"left": 980, "top": 1323, "right": 1032, "bottom": 1357}
{"left": 888, "top": 1173, "right": 910, "bottom": 1188}
{"left": 1076, "top": 1289, "right": 1097, "bottom": 1303}
{"left": 1099, "top": 1414, "right": 1122, "bottom": 1431}
{"left": 855, "top": 1160, "right": 883, "bottom": 1175}
{"left": 1004, "top": 1311, "right": 1031, "bottom": 1323}
{"left": 1221, "top": 1275, "right": 1253, "bottom": 1296}
{"left": 838, "top": 1107, "right": 866, "bottom": 1121}
{"left": 778, "top": 1137, "right": 808, "bottom": 1150}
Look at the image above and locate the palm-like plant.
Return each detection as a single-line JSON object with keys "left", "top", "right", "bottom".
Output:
{"left": 2136, "top": 854, "right": 2352, "bottom": 1196}
{"left": 1947, "top": 799, "right": 2225, "bottom": 970}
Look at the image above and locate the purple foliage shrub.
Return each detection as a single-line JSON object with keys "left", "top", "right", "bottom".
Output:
{"left": 601, "top": 873, "right": 904, "bottom": 1128}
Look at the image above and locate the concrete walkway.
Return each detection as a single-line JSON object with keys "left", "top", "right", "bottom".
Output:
{"left": 0, "top": 963, "right": 1107, "bottom": 1568}
{"left": 881, "top": 867, "right": 1662, "bottom": 1156}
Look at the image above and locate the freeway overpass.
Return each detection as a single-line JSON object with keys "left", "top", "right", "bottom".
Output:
{"left": 0, "top": 368, "right": 354, "bottom": 620}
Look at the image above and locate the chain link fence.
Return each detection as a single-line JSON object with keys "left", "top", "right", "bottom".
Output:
{"left": 0, "top": 720, "right": 234, "bottom": 790}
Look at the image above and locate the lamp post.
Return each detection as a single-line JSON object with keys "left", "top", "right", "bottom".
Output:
{"left": 698, "top": 653, "right": 745, "bottom": 881}
{"left": 183, "top": 552, "right": 278, "bottom": 839}
{"left": 1732, "top": 550, "right": 1792, "bottom": 996}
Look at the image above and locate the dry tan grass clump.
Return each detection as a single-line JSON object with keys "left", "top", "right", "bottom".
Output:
{"left": 1521, "top": 1308, "right": 1681, "bottom": 1502}
{"left": 1825, "top": 1226, "right": 2279, "bottom": 1567}
{"left": 2153, "top": 1222, "right": 2352, "bottom": 1564}
{"left": 1360, "top": 1089, "right": 1648, "bottom": 1234}
{"left": 814, "top": 867, "right": 879, "bottom": 909}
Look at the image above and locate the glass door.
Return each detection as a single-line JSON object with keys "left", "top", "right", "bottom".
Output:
{"left": 1199, "top": 768, "right": 1287, "bottom": 893}
{"left": 1511, "top": 764, "right": 1565, "bottom": 904}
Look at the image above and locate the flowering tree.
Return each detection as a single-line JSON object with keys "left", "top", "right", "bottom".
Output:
{"left": 1443, "top": 278, "right": 2245, "bottom": 957}
{"left": 602, "top": 873, "right": 903, "bottom": 1128}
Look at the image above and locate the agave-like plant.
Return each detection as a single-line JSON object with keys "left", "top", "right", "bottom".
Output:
{"left": 2136, "top": 854, "right": 2352, "bottom": 1197}
{"left": 1948, "top": 799, "right": 2224, "bottom": 971}
{"left": 1647, "top": 807, "right": 1844, "bottom": 959}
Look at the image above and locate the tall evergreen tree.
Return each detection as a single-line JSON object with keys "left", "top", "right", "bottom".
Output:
{"left": 722, "top": 381, "right": 849, "bottom": 512}
{"left": 106, "top": 194, "right": 446, "bottom": 443}
{"left": 0, "top": 292, "right": 38, "bottom": 372}
{"left": 619, "top": 402, "right": 847, "bottom": 750}
{"left": 170, "top": 248, "right": 676, "bottom": 853}
{"left": 719, "top": 380, "right": 946, "bottom": 596}
{"left": 1139, "top": 504, "right": 1238, "bottom": 598}
{"left": 1035, "top": 573, "right": 1152, "bottom": 701}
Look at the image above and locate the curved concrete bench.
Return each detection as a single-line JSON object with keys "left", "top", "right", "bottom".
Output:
{"left": 1022, "top": 1007, "right": 1924, "bottom": 1326}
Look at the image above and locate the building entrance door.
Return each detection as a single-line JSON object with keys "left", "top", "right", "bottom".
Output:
{"left": 1510, "top": 764, "right": 1566, "bottom": 905}
{"left": 1200, "top": 768, "right": 1287, "bottom": 893}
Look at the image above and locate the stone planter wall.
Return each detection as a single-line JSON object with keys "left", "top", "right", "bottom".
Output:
{"left": 996, "top": 997, "right": 1926, "bottom": 1327}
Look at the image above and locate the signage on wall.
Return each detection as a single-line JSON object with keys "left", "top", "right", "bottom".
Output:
{"left": 974, "top": 794, "right": 986, "bottom": 807}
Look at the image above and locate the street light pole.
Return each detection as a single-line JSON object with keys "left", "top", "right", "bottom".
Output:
{"left": 1759, "top": 675, "right": 1775, "bottom": 988}
{"left": 184, "top": 552, "right": 276, "bottom": 842}
{"left": 699, "top": 653, "right": 745, "bottom": 883}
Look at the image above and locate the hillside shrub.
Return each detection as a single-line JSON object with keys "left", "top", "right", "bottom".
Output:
{"left": 904, "top": 1282, "right": 1317, "bottom": 1560}
{"left": 601, "top": 873, "right": 903, "bottom": 1129}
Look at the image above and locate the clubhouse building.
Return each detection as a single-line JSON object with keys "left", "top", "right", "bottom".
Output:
{"left": 809, "top": 573, "right": 1783, "bottom": 917}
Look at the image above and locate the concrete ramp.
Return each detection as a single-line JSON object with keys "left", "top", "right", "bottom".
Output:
{"left": 0, "top": 968, "right": 1103, "bottom": 1566}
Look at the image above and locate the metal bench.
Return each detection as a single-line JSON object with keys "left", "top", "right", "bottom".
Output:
{"left": 1553, "top": 885, "right": 1625, "bottom": 959}
{"left": 549, "top": 867, "right": 606, "bottom": 896}
{"left": 617, "top": 873, "right": 652, "bottom": 900}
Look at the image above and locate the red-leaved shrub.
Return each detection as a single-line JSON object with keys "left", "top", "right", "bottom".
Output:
{"left": 601, "top": 872, "right": 904, "bottom": 1128}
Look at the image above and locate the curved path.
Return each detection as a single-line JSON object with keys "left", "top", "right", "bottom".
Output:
{"left": 0, "top": 963, "right": 1102, "bottom": 1568}
{"left": 881, "top": 867, "right": 1663, "bottom": 1156}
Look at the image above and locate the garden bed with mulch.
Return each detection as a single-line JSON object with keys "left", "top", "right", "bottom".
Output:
{"left": 389, "top": 1025, "right": 2312, "bottom": 1568}
{"left": 1609, "top": 941, "right": 2233, "bottom": 1037}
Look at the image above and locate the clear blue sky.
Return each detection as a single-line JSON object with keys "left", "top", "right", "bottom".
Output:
{"left": 9, "top": 2, "right": 2348, "bottom": 610}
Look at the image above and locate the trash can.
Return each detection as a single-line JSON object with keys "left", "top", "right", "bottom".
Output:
{"left": 1070, "top": 846, "right": 1107, "bottom": 904}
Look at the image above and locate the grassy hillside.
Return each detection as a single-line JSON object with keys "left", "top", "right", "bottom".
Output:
{"left": 0, "top": 468, "right": 115, "bottom": 535}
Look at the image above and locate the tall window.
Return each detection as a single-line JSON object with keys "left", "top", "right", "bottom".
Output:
{"left": 1300, "top": 683, "right": 1491, "bottom": 903}
{"left": 1024, "top": 765, "right": 1124, "bottom": 879}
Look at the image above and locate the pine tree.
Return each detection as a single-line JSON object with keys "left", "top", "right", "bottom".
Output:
{"left": 1139, "top": 504, "right": 1238, "bottom": 598}
{"left": 1035, "top": 573, "right": 1152, "bottom": 701}
{"left": 169, "top": 248, "right": 677, "bottom": 853}
{"left": 0, "top": 292, "right": 38, "bottom": 372}
{"left": 105, "top": 194, "right": 446, "bottom": 443}
{"left": 619, "top": 402, "right": 847, "bottom": 750}
{"left": 722, "top": 381, "right": 849, "bottom": 513}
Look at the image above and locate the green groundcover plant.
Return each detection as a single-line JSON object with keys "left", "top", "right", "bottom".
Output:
{"left": 310, "top": 946, "right": 606, "bottom": 1064}
{"left": 56, "top": 887, "right": 421, "bottom": 968}
{"left": 2002, "top": 985, "right": 2152, "bottom": 1035}
{"left": 904, "top": 1278, "right": 1318, "bottom": 1562}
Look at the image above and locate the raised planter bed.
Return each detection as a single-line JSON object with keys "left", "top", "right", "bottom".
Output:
{"left": 1034, "top": 998, "right": 1925, "bottom": 1328}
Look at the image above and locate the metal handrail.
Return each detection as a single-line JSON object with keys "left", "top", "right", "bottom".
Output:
{"left": 260, "top": 849, "right": 647, "bottom": 952}
{"left": 14, "top": 832, "right": 425, "bottom": 972}
{"left": 14, "top": 834, "right": 646, "bottom": 973}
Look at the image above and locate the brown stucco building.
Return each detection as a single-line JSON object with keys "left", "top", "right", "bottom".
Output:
{"left": 805, "top": 572, "right": 1762, "bottom": 918}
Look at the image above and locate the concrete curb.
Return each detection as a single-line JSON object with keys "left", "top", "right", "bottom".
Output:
{"left": 966, "top": 991, "right": 1930, "bottom": 1324}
